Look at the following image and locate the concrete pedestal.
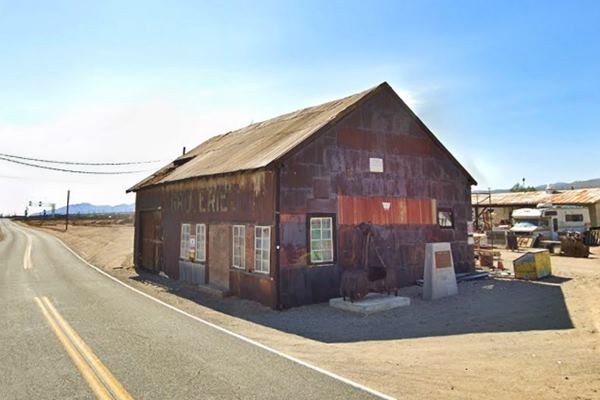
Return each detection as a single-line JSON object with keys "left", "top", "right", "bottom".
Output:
{"left": 329, "top": 293, "right": 410, "bottom": 314}
{"left": 423, "top": 242, "right": 458, "bottom": 300}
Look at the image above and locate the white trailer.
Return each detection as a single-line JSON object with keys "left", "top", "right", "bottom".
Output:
{"left": 510, "top": 204, "right": 591, "bottom": 239}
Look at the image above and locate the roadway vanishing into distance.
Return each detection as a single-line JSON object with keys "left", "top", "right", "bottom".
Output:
{"left": 0, "top": 219, "right": 384, "bottom": 399}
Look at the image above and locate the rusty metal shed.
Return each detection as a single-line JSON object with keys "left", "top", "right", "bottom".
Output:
{"left": 128, "top": 82, "right": 476, "bottom": 309}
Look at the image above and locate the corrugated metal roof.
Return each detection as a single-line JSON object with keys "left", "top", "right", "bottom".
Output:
{"left": 472, "top": 188, "right": 600, "bottom": 206}
{"left": 128, "top": 82, "right": 476, "bottom": 192}
{"left": 128, "top": 84, "right": 377, "bottom": 192}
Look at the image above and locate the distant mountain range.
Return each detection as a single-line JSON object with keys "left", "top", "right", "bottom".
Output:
{"left": 534, "top": 178, "right": 600, "bottom": 191}
{"left": 34, "top": 202, "right": 134, "bottom": 216}
{"left": 487, "top": 177, "right": 600, "bottom": 193}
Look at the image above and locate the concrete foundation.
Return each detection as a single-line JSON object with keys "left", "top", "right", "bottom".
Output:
{"left": 329, "top": 293, "right": 410, "bottom": 314}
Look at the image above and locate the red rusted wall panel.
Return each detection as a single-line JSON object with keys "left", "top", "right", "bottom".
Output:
{"left": 337, "top": 195, "right": 436, "bottom": 225}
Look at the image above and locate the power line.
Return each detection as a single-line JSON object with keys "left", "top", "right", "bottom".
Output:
{"left": 0, "top": 156, "right": 150, "bottom": 175}
{"left": 0, "top": 152, "right": 164, "bottom": 166}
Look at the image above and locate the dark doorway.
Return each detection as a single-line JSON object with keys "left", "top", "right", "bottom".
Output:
{"left": 139, "top": 210, "right": 163, "bottom": 272}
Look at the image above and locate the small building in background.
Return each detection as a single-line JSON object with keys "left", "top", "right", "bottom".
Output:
{"left": 472, "top": 188, "right": 600, "bottom": 229}
{"left": 127, "top": 82, "right": 476, "bottom": 308}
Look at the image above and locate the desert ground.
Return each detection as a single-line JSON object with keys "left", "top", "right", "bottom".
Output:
{"left": 26, "top": 219, "right": 600, "bottom": 400}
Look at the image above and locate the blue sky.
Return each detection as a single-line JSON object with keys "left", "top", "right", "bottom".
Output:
{"left": 0, "top": 1, "right": 599, "bottom": 213}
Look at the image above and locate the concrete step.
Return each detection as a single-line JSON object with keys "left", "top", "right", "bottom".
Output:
{"left": 329, "top": 293, "right": 410, "bottom": 314}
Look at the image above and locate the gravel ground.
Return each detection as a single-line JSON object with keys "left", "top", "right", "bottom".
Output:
{"left": 30, "top": 222, "right": 600, "bottom": 400}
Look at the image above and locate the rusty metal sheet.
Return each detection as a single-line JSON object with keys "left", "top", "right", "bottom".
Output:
{"left": 229, "top": 269, "right": 276, "bottom": 308}
{"left": 162, "top": 170, "right": 275, "bottom": 224}
{"left": 137, "top": 170, "right": 276, "bottom": 284}
{"left": 337, "top": 195, "right": 435, "bottom": 225}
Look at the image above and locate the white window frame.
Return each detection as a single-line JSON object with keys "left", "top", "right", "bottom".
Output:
{"left": 254, "top": 226, "right": 271, "bottom": 274}
{"left": 309, "top": 217, "right": 334, "bottom": 264}
{"left": 195, "top": 224, "right": 206, "bottom": 262}
{"left": 232, "top": 225, "right": 246, "bottom": 269}
{"left": 180, "top": 223, "right": 191, "bottom": 259}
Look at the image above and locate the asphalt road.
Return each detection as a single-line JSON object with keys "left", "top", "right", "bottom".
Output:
{"left": 0, "top": 219, "right": 383, "bottom": 399}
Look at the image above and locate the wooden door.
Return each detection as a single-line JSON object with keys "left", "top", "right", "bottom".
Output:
{"left": 139, "top": 210, "right": 163, "bottom": 272}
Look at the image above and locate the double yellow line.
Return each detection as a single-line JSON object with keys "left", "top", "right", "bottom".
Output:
{"left": 34, "top": 296, "right": 134, "bottom": 400}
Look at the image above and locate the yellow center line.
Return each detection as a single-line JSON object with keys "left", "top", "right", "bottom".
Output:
{"left": 23, "top": 232, "right": 32, "bottom": 270}
{"left": 40, "top": 297, "right": 134, "bottom": 400}
{"left": 34, "top": 297, "right": 135, "bottom": 400}
{"left": 34, "top": 297, "right": 112, "bottom": 400}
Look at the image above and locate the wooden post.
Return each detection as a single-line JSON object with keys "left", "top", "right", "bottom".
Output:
{"left": 65, "top": 190, "right": 70, "bottom": 231}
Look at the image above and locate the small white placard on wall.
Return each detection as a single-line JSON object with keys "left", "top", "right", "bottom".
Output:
{"left": 369, "top": 157, "right": 384, "bottom": 173}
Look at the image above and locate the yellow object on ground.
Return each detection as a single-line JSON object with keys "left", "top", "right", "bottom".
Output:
{"left": 513, "top": 249, "right": 552, "bottom": 280}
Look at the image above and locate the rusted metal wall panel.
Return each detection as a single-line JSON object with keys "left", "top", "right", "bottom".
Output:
{"left": 337, "top": 195, "right": 435, "bottom": 225}
{"left": 229, "top": 270, "right": 276, "bottom": 307}
{"left": 158, "top": 170, "right": 275, "bottom": 280}
{"left": 278, "top": 87, "right": 473, "bottom": 307}
{"left": 134, "top": 170, "right": 277, "bottom": 306}
{"left": 162, "top": 171, "right": 274, "bottom": 224}
{"left": 280, "top": 265, "right": 340, "bottom": 308}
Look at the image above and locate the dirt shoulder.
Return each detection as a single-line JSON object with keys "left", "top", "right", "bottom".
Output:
{"left": 30, "top": 222, "right": 600, "bottom": 400}
{"left": 30, "top": 221, "right": 134, "bottom": 273}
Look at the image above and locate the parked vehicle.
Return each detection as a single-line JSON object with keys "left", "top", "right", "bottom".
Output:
{"left": 510, "top": 204, "right": 591, "bottom": 239}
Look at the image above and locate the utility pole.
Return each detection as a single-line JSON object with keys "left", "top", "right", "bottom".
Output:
{"left": 65, "top": 190, "right": 70, "bottom": 231}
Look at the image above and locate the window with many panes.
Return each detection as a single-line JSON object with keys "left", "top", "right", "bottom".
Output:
{"left": 180, "top": 223, "right": 191, "bottom": 259}
{"left": 309, "top": 217, "right": 334, "bottom": 263}
{"left": 254, "top": 226, "right": 270, "bottom": 274}
{"left": 232, "top": 225, "right": 246, "bottom": 269}
{"left": 195, "top": 224, "right": 206, "bottom": 262}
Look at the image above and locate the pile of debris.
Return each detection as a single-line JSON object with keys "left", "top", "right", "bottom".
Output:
{"left": 560, "top": 232, "right": 590, "bottom": 258}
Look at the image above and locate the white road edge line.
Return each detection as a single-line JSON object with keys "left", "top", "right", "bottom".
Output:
{"left": 23, "top": 233, "right": 33, "bottom": 270}
{"left": 42, "top": 230, "right": 397, "bottom": 400}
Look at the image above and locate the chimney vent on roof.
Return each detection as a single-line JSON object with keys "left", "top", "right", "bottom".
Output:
{"left": 545, "top": 184, "right": 559, "bottom": 194}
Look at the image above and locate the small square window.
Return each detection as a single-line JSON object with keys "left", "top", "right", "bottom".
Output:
{"left": 438, "top": 209, "right": 454, "bottom": 228}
